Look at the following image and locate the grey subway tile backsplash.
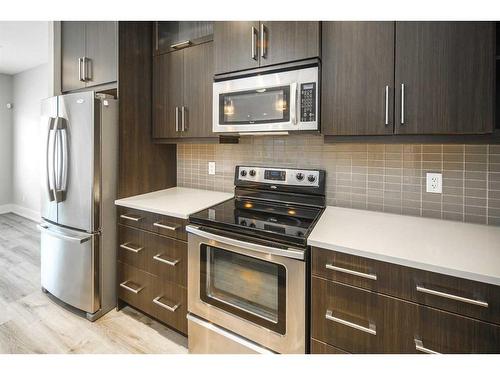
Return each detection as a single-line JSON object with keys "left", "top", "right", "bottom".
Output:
{"left": 177, "top": 135, "right": 500, "bottom": 226}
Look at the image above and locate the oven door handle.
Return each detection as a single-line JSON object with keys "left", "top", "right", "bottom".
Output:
{"left": 186, "top": 225, "right": 305, "bottom": 260}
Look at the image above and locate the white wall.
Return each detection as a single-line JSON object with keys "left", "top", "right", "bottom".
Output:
{"left": 11, "top": 64, "right": 49, "bottom": 220}
{"left": 0, "top": 74, "right": 13, "bottom": 208}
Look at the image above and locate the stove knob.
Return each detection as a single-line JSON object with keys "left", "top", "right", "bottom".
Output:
{"left": 249, "top": 169, "right": 256, "bottom": 177}
{"left": 240, "top": 170, "right": 247, "bottom": 177}
{"left": 307, "top": 175, "right": 317, "bottom": 183}
{"left": 240, "top": 220, "right": 247, "bottom": 226}
{"left": 296, "top": 172, "right": 304, "bottom": 181}
{"left": 249, "top": 223, "right": 256, "bottom": 228}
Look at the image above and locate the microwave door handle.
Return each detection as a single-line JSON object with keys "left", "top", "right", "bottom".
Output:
{"left": 186, "top": 225, "right": 305, "bottom": 260}
{"left": 290, "top": 82, "right": 298, "bottom": 125}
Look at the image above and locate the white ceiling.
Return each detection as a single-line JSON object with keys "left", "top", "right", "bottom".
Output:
{"left": 0, "top": 21, "right": 49, "bottom": 75}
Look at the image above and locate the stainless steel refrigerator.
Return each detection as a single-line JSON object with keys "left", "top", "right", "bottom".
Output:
{"left": 39, "top": 91, "right": 118, "bottom": 321}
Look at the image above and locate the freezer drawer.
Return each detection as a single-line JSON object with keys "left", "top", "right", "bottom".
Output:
{"left": 39, "top": 222, "right": 99, "bottom": 313}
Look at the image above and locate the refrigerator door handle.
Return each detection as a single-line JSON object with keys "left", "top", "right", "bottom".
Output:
{"left": 53, "top": 117, "right": 68, "bottom": 203}
{"left": 46, "top": 117, "right": 56, "bottom": 201}
{"left": 37, "top": 224, "right": 91, "bottom": 244}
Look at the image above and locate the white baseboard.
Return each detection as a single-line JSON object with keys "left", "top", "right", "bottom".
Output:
{"left": 0, "top": 204, "right": 41, "bottom": 222}
{"left": 0, "top": 204, "right": 15, "bottom": 215}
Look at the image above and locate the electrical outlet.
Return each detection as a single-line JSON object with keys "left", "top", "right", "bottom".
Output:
{"left": 426, "top": 172, "right": 442, "bottom": 194}
{"left": 208, "top": 162, "right": 216, "bottom": 175}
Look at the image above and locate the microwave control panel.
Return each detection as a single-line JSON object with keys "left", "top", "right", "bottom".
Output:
{"left": 300, "top": 82, "right": 316, "bottom": 122}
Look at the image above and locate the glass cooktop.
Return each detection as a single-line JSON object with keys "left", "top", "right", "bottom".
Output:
{"left": 189, "top": 197, "right": 324, "bottom": 248}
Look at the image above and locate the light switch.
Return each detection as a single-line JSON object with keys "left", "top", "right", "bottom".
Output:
{"left": 208, "top": 162, "right": 216, "bottom": 175}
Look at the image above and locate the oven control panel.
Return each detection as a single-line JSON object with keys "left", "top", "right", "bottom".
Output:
{"left": 237, "top": 166, "right": 320, "bottom": 187}
{"left": 300, "top": 82, "right": 316, "bottom": 123}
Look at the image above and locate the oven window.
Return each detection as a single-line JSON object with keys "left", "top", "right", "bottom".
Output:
{"left": 219, "top": 85, "right": 290, "bottom": 125}
{"left": 200, "top": 244, "right": 286, "bottom": 334}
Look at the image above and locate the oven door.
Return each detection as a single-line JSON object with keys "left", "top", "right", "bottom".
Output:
{"left": 187, "top": 225, "right": 306, "bottom": 354}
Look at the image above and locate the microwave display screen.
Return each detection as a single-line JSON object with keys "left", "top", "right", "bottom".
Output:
{"left": 264, "top": 170, "right": 286, "bottom": 181}
{"left": 219, "top": 85, "right": 290, "bottom": 125}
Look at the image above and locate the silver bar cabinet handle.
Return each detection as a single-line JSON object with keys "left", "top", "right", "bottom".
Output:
{"left": 153, "top": 296, "right": 180, "bottom": 312}
{"left": 414, "top": 339, "right": 440, "bottom": 354}
{"left": 119, "top": 281, "right": 144, "bottom": 294}
{"left": 153, "top": 221, "right": 180, "bottom": 231}
{"left": 400, "top": 83, "right": 405, "bottom": 125}
{"left": 120, "top": 242, "right": 143, "bottom": 253}
{"left": 170, "top": 40, "right": 191, "bottom": 49}
{"left": 416, "top": 285, "right": 488, "bottom": 308}
{"left": 120, "top": 214, "right": 143, "bottom": 222}
{"left": 385, "top": 85, "right": 389, "bottom": 125}
{"left": 153, "top": 253, "right": 179, "bottom": 266}
{"left": 325, "top": 310, "right": 377, "bottom": 336}
{"left": 78, "top": 58, "right": 84, "bottom": 82}
{"left": 175, "top": 106, "right": 179, "bottom": 132}
{"left": 251, "top": 26, "right": 258, "bottom": 60}
{"left": 326, "top": 263, "right": 377, "bottom": 280}
{"left": 181, "top": 106, "right": 186, "bottom": 132}
{"left": 82, "top": 57, "right": 87, "bottom": 81}
{"left": 260, "top": 23, "right": 266, "bottom": 58}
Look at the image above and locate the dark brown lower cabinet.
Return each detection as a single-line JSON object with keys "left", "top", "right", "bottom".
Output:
{"left": 117, "top": 208, "right": 188, "bottom": 335}
{"left": 312, "top": 277, "right": 417, "bottom": 353}
{"left": 311, "top": 339, "right": 349, "bottom": 354}
{"left": 311, "top": 276, "right": 500, "bottom": 353}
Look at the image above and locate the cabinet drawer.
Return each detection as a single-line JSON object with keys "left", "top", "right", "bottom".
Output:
{"left": 149, "top": 212, "right": 187, "bottom": 241}
{"left": 146, "top": 233, "right": 187, "bottom": 287}
{"left": 117, "top": 261, "right": 154, "bottom": 311}
{"left": 312, "top": 247, "right": 500, "bottom": 325}
{"left": 119, "top": 224, "right": 187, "bottom": 286}
{"left": 117, "top": 206, "right": 187, "bottom": 241}
{"left": 118, "top": 225, "right": 149, "bottom": 271}
{"left": 414, "top": 304, "right": 500, "bottom": 354}
{"left": 149, "top": 281, "right": 188, "bottom": 335}
{"left": 310, "top": 339, "right": 349, "bottom": 354}
{"left": 118, "top": 207, "right": 153, "bottom": 231}
{"left": 311, "top": 277, "right": 417, "bottom": 353}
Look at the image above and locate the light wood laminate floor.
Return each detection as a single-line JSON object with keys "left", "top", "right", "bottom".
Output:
{"left": 0, "top": 213, "right": 188, "bottom": 354}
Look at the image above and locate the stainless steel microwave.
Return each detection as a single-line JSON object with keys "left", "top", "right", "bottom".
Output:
{"left": 213, "top": 65, "right": 319, "bottom": 134}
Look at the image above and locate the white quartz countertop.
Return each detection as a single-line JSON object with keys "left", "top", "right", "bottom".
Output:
{"left": 308, "top": 206, "right": 500, "bottom": 286}
{"left": 114, "top": 187, "right": 233, "bottom": 219}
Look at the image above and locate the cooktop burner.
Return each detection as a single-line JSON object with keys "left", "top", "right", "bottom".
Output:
{"left": 189, "top": 166, "right": 326, "bottom": 248}
{"left": 189, "top": 197, "right": 323, "bottom": 247}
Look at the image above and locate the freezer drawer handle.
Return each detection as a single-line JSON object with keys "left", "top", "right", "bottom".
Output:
{"left": 325, "top": 263, "right": 377, "bottom": 280}
{"left": 37, "top": 224, "right": 91, "bottom": 244}
{"left": 325, "top": 309, "right": 377, "bottom": 336}
{"left": 152, "top": 296, "right": 180, "bottom": 312}
{"left": 414, "top": 339, "right": 440, "bottom": 354}
{"left": 119, "top": 281, "right": 144, "bottom": 294}
{"left": 153, "top": 221, "right": 180, "bottom": 231}
{"left": 416, "top": 285, "right": 488, "bottom": 308}
{"left": 120, "top": 242, "right": 144, "bottom": 253}
{"left": 153, "top": 253, "right": 179, "bottom": 266}
{"left": 120, "top": 214, "right": 143, "bottom": 222}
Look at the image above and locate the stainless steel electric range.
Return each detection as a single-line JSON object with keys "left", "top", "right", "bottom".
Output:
{"left": 186, "top": 165, "right": 326, "bottom": 354}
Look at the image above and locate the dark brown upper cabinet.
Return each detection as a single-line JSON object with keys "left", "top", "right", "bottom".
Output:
{"left": 321, "top": 22, "right": 395, "bottom": 136}
{"left": 214, "top": 21, "right": 320, "bottom": 75}
{"left": 61, "top": 21, "right": 117, "bottom": 93}
{"left": 153, "top": 21, "right": 213, "bottom": 55}
{"left": 153, "top": 42, "right": 214, "bottom": 140}
{"left": 321, "top": 21, "right": 495, "bottom": 136}
{"left": 394, "top": 22, "right": 495, "bottom": 135}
